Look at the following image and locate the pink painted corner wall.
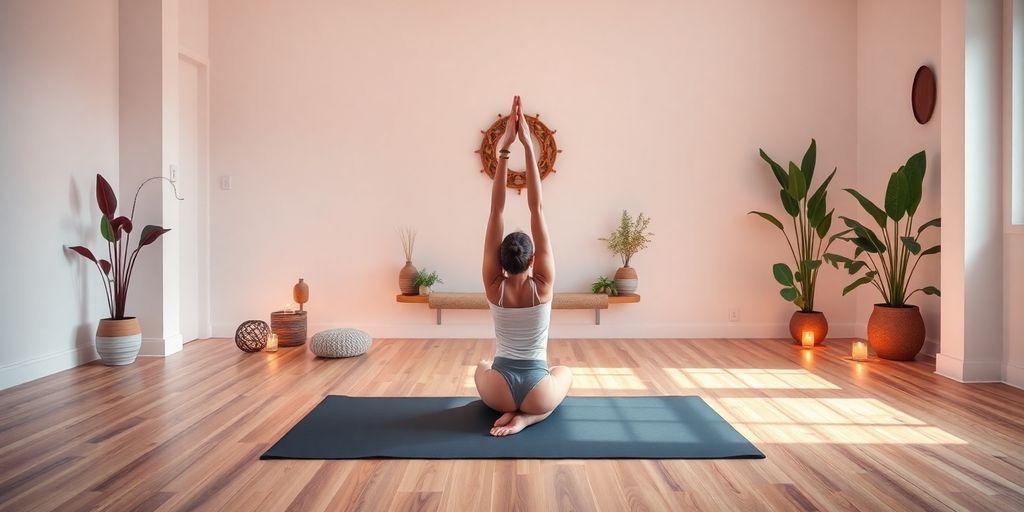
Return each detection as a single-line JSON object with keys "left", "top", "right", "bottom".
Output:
{"left": 856, "top": 0, "right": 942, "bottom": 353}
{"left": 208, "top": 0, "right": 861, "bottom": 338}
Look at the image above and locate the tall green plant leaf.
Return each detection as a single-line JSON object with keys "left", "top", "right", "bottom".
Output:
{"left": 773, "top": 263, "right": 794, "bottom": 286}
{"left": 808, "top": 191, "right": 827, "bottom": 227}
{"left": 808, "top": 168, "right": 836, "bottom": 210}
{"left": 844, "top": 189, "right": 888, "bottom": 227}
{"left": 920, "top": 245, "right": 941, "bottom": 256}
{"left": 748, "top": 211, "right": 784, "bottom": 230}
{"left": 885, "top": 169, "right": 910, "bottom": 221}
{"left": 787, "top": 162, "right": 807, "bottom": 201}
{"left": 904, "top": 151, "right": 926, "bottom": 215}
{"left": 780, "top": 190, "right": 800, "bottom": 216}
{"left": 100, "top": 216, "right": 115, "bottom": 242}
{"left": 841, "top": 217, "right": 886, "bottom": 253}
{"left": 900, "top": 236, "right": 921, "bottom": 254}
{"left": 816, "top": 210, "right": 834, "bottom": 238}
{"left": 759, "top": 149, "right": 789, "bottom": 188}
{"left": 823, "top": 252, "right": 851, "bottom": 268}
{"left": 843, "top": 272, "right": 877, "bottom": 295}
{"left": 801, "top": 139, "right": 817, "bottom": 187}
{"left": 921, "top": 286, "right": 940, "bottom": 296}
{"left": 918, "top": 218, "right": 941, "bottom": 234}
{"left": 780, "top": 287, "right": 800, "bottom": 301}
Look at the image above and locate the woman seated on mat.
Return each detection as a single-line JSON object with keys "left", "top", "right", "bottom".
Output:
{"left": 475, "top": 95, "right": 573, "bottom": 437}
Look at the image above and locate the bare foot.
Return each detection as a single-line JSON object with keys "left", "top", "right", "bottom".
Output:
{"left": 490, "top": 411, "right": 553, "bottom": 437}
{"left": 493, "top": 412, "right": 515, "bottom": 427}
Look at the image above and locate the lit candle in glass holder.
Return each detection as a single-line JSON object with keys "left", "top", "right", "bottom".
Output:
{"left": 266, "top": 332, "right": 279, "bottom": 352}
{"left": 852, "top": 341, "right": 868, "bottom": 361}
{"left": 802, "top": 331, "right": 815, "bottom": 349}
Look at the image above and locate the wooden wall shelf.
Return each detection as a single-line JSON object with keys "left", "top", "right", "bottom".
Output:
{"left": 395, "top": 292, "right": 640, "bottom": 324}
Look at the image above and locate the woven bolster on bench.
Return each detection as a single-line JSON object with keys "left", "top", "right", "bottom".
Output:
{"left": 427, "top": 293, "right": 609, "bottom": 310}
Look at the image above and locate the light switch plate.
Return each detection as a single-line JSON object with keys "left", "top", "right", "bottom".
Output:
{"left": 221, "top": 175, "right": 232, "bottom": 190}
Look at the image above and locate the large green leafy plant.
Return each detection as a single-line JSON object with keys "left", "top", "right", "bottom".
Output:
{"left": 749, "top": 139, "right": 839, "bottom": 312}
{"left": 824, "top": 151, "right": 940, "bottom": 306}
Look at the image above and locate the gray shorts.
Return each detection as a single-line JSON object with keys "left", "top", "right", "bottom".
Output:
{"left": 491, "top": 356, "right": 550, "bottom": 409}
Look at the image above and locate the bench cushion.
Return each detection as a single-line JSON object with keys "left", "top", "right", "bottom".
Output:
{"left": 428, "top": 292, "right": 608, "bottom": 310}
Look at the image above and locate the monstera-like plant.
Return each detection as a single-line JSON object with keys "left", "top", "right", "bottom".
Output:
{"left": 824, "top": 150, "right": 940, "bottom": 360}
{"left": 749, "top": 139, "right": 839, "bottom": 345}
{"left": 66, "top": 174, "right": 174, "bottom": 365}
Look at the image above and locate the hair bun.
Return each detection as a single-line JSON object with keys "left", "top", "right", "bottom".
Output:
{"left": 511, "top": 244, "right": 521, "bottom": 254}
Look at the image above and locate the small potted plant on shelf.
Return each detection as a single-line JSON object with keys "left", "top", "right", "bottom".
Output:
{"left": 414, "top": 269, "right": 443, "bottom": 296}
{"left": 749, "top": 139, "right": 839, "bottom": 345}
{"left": 591, "top": 276, "right": 618, "bottom": 296}
{"left": 824, "top": 150, "right": 940, "bottom": 361}
{"left": 65, "top": 174, "right": 175, "bottom": 365}
{"left": 599, "top": 210, "right": 652, "bottom": 295}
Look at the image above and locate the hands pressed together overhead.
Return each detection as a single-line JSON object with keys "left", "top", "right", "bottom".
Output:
{"left": 498, "top": 95, "right": 534, "bottom": 153}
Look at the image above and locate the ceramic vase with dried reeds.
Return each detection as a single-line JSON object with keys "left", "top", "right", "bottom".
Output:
{"left": 398, "top": 228, "right": 418, "bottom": 295}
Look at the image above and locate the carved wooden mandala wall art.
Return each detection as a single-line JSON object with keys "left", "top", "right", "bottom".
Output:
{"left": 476, "top": 113, "right": 561, "bottom": 193}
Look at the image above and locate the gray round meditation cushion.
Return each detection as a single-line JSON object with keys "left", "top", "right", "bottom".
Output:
{"left": 310, "top": 328, "right": 372, "bottom": 358}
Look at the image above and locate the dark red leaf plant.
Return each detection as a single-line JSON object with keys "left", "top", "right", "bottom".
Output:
{"left": 66, "top": 174, "right": 178, "bottom": 320}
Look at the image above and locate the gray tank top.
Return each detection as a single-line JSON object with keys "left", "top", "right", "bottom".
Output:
{"left": 488, "top": 278, "right": 552, "bottom": 361}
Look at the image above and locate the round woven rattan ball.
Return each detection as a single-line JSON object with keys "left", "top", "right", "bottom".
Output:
{"left": 235, "top": 320, "right": 269, "bottom": 352}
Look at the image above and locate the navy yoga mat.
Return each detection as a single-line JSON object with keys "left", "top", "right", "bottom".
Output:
{"left": 261, "top": 396, "right": 764, "bottom": 460}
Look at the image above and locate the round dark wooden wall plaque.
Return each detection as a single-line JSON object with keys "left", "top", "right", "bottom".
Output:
{"left": 912, "top": 65, "right": 936, "bottom": 124}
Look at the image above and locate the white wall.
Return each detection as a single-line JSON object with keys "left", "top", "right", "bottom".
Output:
{"left": 0, "top": 0, "right": 119, "bottom": 389}
{"left": 856, "top": 0, "right": 942, "bottom": 354}
{"left": 208, "top": 0, "right": 861, "bottom": 339}
{"left": 1003, "top": 0, "right": 1024, "bottom": 388}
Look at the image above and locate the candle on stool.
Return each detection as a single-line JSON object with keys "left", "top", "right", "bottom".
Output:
{"left": 852, "top": 341, "right": 868, "bottom": 361}
{"left": 266, "top": 332, "right": 279, "bottom": 352}
{"left": 802, "top": 330, "right": 815, "bottom": 349}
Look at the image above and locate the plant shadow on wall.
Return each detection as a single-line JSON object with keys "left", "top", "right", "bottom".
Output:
{"left": 824, "top": 151, "right": 940, "bottom": 361}
{"left": 749, "top": 139, "right": 840, "bottom": 345}
{"left": 65, "top": 174, "right": 181, "bottom": 366}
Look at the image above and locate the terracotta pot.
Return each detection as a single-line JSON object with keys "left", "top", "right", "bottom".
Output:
{"left": 398, "top": 261, "right": 418, "bottom": 295}
{"left": 95, "top": 318, "right": 142, "bottom": 366}
{"left": 867, "top": 304, "right": 925, "bottom": 360}
{"left": 789, "top": 311, "right": 828, "bottom": 345}
{"left": 614, "top": 266, "right": 638, "bottom": 295}
{"left": 293, "top": 278, "right": 309, "bottom": 310}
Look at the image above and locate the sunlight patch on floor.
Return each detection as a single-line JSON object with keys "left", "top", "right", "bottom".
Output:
{"left": 664, "top": 368, "right": 840, "bottom": 390}
{"left": 715, "top": 397, "right": 967, "bottom": 445}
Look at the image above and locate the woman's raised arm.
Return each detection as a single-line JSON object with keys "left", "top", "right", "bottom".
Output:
{"left": 482, "top": 96, "right": 519, "bottom": 288}
{"left": 517, "top": 101, "right": 555, "bottom": 291}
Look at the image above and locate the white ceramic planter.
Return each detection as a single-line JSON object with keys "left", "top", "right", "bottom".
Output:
{"left": 96, "top": 318, "right": 142, "bottom": 366}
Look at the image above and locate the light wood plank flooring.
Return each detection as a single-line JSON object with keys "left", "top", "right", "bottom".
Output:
{"left": 1, "top": 337, "right": 1022, "bottom": 511}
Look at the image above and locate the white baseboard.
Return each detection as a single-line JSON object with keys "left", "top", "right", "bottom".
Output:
{"left": 0, "top": 344, "right": 99, "bottom": 391}
{"left": 139, "top": 334, "right": 184, "bottom": 357}
{"left": 1004, "top": 362, "right": 1024, "bottom": 390}
{"left": 935, "top": 352, "right": 1004, "bottom": 382}
{"left": 212, "top": 320, "right": 860, "bottom": 340}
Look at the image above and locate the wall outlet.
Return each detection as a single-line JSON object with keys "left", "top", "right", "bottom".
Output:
{"left": 728, "top": 308, "right": 741, "bottom": 322}
{"left": 220, "top": 175, "right": 232, "bottom": 190}
{"left": 169, "top": 164, "right": 178, "bottom": 181}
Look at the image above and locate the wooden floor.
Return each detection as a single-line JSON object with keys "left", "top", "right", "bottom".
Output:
{"left": 1, "top": 338, "right": 1023, "bottom": 512}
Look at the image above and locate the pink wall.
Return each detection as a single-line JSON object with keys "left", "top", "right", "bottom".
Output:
{"left": 856, "top": 0, "right": 942, "bottom": 353}
{"left": 208, "top": 0, "right": 861, "bottom": 338}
